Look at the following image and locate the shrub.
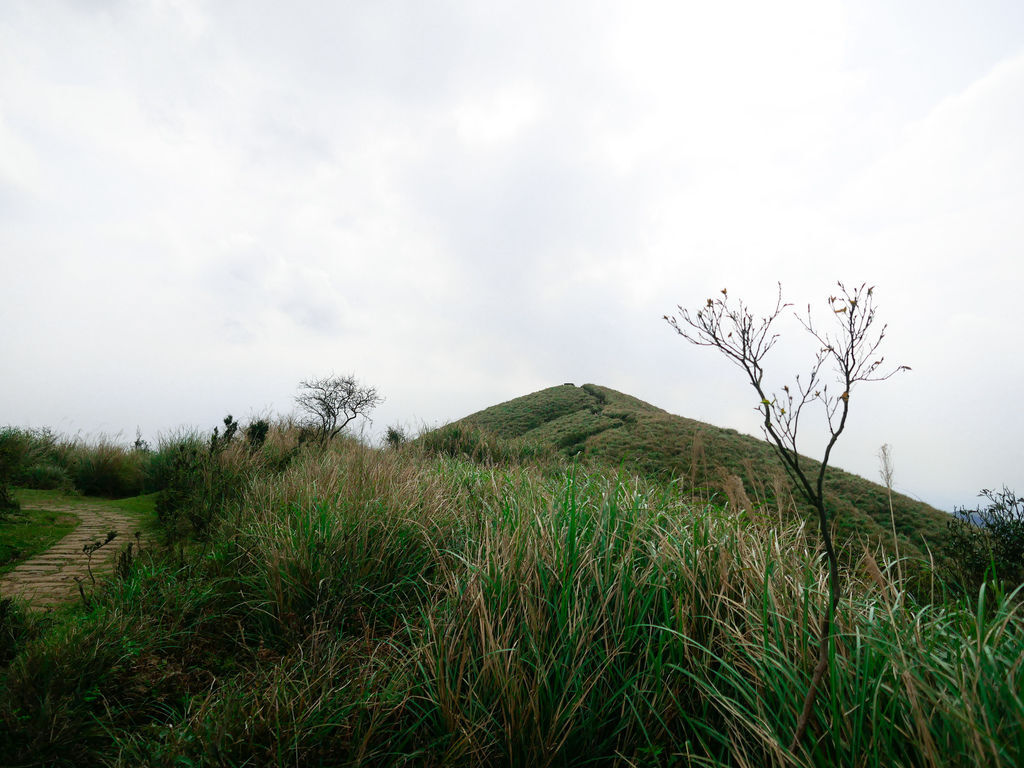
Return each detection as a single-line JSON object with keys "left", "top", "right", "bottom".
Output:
{"left": 946, "top": 487, "right": 1024, "bottom": 594}
{"left": 209, "top": 414, "right": 240, "bottom": 453}
{"left": 155, "top": 439, "right": 212, "bottom": 541}
{"left": 154, "top": 422, "right": 256, "bottom": 544}
{"left": 245, "top": 418, "right": 270, "bottom": 451}
{"left": 384, "top": 424, "right": 407, "bottom": 448}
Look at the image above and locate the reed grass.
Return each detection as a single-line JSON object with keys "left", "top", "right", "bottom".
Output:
{"left": 1, "top": 431, "right": 1021, "bottom": 766}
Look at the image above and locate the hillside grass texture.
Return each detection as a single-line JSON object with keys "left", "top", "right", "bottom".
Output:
{"left": 458, "top": 384, "right": 951, "bottom": 562}
{"left": 0, "top": 401, "right": 1019, "bottom": 766}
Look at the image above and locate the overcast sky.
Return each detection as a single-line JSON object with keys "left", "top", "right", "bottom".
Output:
{"left": 2, "top": 1, "right": 1022, "bottom": 512}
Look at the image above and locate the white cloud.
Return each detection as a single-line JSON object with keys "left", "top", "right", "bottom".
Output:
{"left": 1, "top": 1, "right": 1022, "bottom": 509}
{"left": 454, "top": 82, "right": 541, "bottom": 147}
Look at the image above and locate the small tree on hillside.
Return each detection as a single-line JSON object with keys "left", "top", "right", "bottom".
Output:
{"left": 665, "top": 282, "right": 909, "bottom": 753}
{"left": 295, "top": 374, "right": 383, "bottom": 443}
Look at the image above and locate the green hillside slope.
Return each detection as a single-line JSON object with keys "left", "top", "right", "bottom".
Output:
{"left": 456, "top": 383, "right": 950, "bottom": 559}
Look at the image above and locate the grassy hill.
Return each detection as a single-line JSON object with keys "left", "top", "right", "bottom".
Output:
{"left": 454, "top": 383, "right": 951, "bottom": 559}
{"left": 3, "top": 418, "right": 1019, "bottom": 766}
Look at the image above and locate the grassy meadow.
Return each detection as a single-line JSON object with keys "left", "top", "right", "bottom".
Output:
{"left": 0, "top": 396, "right": 1021, "bottom": 766}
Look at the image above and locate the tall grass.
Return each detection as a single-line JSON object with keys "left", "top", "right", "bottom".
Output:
{"left": 1, "top": 434, "right": 1021, "bottom": 766}
{"left": 0, "top": 427, "right": 148, "bottom": 498}
{"left": 418, "top": 422, "right": 554, "bottom": 465}
{"left": 228, "top": 442, "right": 461, "bottom": 640}
{"left": 400, "top": 468, "right": 1022, "bottom": 767}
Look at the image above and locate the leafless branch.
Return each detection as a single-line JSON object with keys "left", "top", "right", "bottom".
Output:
{"left": 665, "top": 281, "right": 909, "bottom": 754}
{"left": 295, "top": 374, "right": 383, "bottom": 443}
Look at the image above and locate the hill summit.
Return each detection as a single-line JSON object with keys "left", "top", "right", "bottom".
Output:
{"left": 453, "top": 383, "right": 950, "bottom": 557}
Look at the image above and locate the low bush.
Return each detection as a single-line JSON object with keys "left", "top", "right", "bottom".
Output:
{"left": 946, "top": 487, "right": 1024, "bottom": 594}
{"left": 154, "top": 438, "right": 220, "bottom": 543}
{"left": 384, "top": 424, "right": 408, "bottom": 448}
{"left": 245, "top": 417, "right": 270, "bottom": 451}
{"left": 153, "top": 418, "right": 284, "bottom": 544}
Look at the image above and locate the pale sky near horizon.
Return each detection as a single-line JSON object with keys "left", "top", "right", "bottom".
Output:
{"left": 2, "top": 1, "right": 1022, "bottom": 512}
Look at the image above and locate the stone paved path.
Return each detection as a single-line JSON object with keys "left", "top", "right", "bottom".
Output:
{"left": 0, "top": 501, "right": 147, "bottom": 609}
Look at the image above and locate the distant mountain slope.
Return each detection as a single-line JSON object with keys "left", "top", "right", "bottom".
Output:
{"left": 456, "top": 383, "right": 950, "bottom": 558}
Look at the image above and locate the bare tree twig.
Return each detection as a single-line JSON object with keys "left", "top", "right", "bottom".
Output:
{"left": 294, "top": 374, "right": 384, "bottom": 443}
{"left": 665, "top": 281, "right": 909, "bottom": 754}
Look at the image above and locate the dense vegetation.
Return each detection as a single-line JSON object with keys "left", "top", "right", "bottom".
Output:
{"left": 0, "top": 395, "right": 1021, "bottom": 766}
{"left": 0, "top": 426, "right": 154, "bottom": 504}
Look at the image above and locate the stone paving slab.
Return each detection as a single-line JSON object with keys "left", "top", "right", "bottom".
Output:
{"left": 0, "top": 501, "right": 148, "bottom": 608}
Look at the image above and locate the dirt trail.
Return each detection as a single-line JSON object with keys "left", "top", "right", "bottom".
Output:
{"left": 0, "top": 501, "right": 147, "bottom": 609}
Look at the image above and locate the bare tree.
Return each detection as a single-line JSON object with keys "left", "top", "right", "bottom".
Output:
{"left": 664, "top": 282, "right": 909, "bottom": 753}
{"left": 295, "top": 374, "right": 383, "bottom": 443}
